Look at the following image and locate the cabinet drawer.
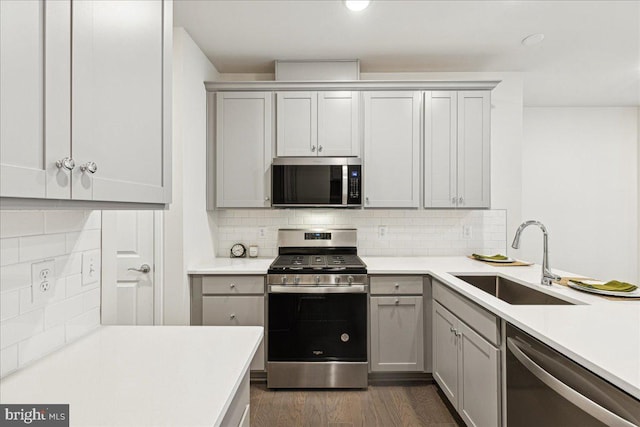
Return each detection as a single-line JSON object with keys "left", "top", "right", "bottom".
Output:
{"left": 370, "top": 276, "right": 423, "bottom": 295}
{"left": 202, "top": 296, "right": 264, "bottom": 326}
{"left": 202, "top": 276, "right": 264, "bottom": 295}
{"left": 432, "top": 279, "right": 499, "bottom": 346}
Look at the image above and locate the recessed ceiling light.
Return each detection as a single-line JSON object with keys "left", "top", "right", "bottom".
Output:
{"left": 521, "top": 33, "right": 545, "bottom": 46}
{"left": 344, "top": 0, "right": 370, "bottom": 12}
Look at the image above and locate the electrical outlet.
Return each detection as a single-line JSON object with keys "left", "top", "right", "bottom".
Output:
{"left": 82, "top": 250, "right": 100, "bottom": 286}
{"left": 462, "top": 225, "right": 473, "bottom": 239}
{"left": 31, "top": 259, "right": 56, "bottom": 304}
{"left": 258, "top": 227, "right": 266, "bottom": 238}
{"left": 378, "top": 225, "right": 388, "bottom": 239}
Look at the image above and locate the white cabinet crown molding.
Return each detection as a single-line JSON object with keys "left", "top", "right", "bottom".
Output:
{"left": 205, "top": 80, "right": 500, "bottom": 92}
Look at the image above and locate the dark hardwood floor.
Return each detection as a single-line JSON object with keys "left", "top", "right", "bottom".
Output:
{"left": 250, "top": 383, "right": 459, "bottom": 427}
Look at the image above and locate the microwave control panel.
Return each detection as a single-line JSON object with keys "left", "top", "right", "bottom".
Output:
{"left": 347, "top": 165, "right": 362, "bottom": 205}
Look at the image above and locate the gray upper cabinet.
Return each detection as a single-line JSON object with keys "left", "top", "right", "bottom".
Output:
{"left": 276, "top": 91, "right": 359, "bottom": 157}
{"left": 0, "top": 0, "right": 70, "bottom": 200}
{"left": 215, "top": 92, "right": 273, "bottom": 208}
{"left": 0, "top": 0, "right": 172, "bottom": 206}
{"left": 424, "top": 90, "right": 491, "bottom": 208}
{"left": 363, "top": 91, "right": 421, "bottom": 208}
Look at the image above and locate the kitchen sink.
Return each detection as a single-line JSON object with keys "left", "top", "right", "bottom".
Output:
{"left": 453, "top": 275, "right": 574, "bottom": 305}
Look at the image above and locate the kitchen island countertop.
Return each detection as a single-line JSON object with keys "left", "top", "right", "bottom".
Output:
{"left": 0, "top": 326, "right": 263, "bottom": 426}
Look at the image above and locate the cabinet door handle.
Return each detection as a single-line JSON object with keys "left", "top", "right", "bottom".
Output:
{"left": 394, "top": 283, "right": 399, "bottom": 289}
{"left": 394, "top": 298, "right": 399, "bottom": 304}
{"left": 311, "top": 145, "right": 316, "bottom": 152}
{"left": 80, "top": 161, "right": 98, "bottom": 174}
{"left": 229, "top": 284, "right": 236, "bottom": 289}
{"left": 264, "top": 196, "right": 270, "bottom": 201}
{"left": 365, "top": 197, "right": 370, "bottom": 205}
{"left": 230, "top": 314, "right": 236, "bottom": 320}
{"left": 318, "top": 145, "right": 323, "bottom": 153}
{"left": 451, "top": 197, "right": 457, "bottom": 206}
{"left": 458, "top": 197, "right": 464, "bottom": 205}
{"left": 56, "top": 157, "right": 75, "bottom": 171}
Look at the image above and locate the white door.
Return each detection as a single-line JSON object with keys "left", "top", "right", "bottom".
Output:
{"left": 317, "top": 91, "right": 359, "bottom": 157}
{"left": 102, "top": 211, "right": 158, "bottom": 325}
{"left": 424, "top": 91, "right": 457, "bottom": 208}
{"left": 216, "top": 92, "right": 272, "bottom": 208}
{"left": 457, "top": 91, "right": 491, "bottom": 208}
{"left": 276, "top": 91, "right": 317, "bottom": 157}
{"left": 0, "top": 0, "right": 70, "bottom": 199}
{"left": 363, "top": 91, "right": 421, "bottom": 208}
{"left": 71, "top": 0, "right": 167, "bottom": 203}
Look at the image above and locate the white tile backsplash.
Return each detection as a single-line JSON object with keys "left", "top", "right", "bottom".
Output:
{"left": 213, "top": 209, "right": 507, "bottom": 258}
{"left": 0, "top": 211, "right": 101, "bottom": 378}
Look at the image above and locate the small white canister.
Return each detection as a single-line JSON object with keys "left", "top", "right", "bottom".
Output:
{"left": 248, "top": 245, "right": 258, "bottom": 258}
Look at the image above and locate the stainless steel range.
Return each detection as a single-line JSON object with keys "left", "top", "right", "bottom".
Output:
{"left": 267, "top": 228, "right": 368, "bottom": 389}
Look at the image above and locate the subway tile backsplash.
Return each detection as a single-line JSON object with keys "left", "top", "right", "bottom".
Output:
{"left": 215, "top": 209, "right": 506, "bottom": 258}
{"left": 0, "top": 211, "right": 101, "bottom": 378}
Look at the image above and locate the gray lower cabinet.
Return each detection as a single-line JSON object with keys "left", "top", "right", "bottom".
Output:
{"left": 191, "top": 275, "right": 265, "bottom": 372}
{"left": 369, "top": 276, "right": 424, "bottom": 372}
{"left": 433, "top": 289, "right": 500, "bottom": 427}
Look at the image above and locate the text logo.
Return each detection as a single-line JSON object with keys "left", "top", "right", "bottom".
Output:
{"left": 0, "top": 405, "right": 68, "bottom": 426}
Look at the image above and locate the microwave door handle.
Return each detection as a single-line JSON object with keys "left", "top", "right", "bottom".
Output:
{"left": 506, "top": 338, "right": 636, "bottom": 427}
{"left": 342, "top": 165, "right": 348, "bottom": 205}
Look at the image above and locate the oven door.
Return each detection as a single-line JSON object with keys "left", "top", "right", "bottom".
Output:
{"left": 271, "top": 158, "right": 361, "bottom": 207}
{"left": 268, "top": 291, "right": 367, "bottom": 362}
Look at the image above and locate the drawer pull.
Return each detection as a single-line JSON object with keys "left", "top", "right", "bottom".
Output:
{"left": 394, "top": 283, "right": 399, "bottom": 289}
{"left": 230, "top": 284, "right": 236, "bottom": 289}
{"left": 230, "top": 314, "right": 236, "bottom": 320}
{"left": 395, "top": 298, "right": 399, "bottom": 304}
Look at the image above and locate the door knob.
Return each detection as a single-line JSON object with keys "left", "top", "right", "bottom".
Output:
{"left": 128, "top": 264, "right": 151, "bottom": 273}
{"left": 80, "top": 161, "right": 98, "bottom": 174}
{"left": 56, "top": 157, "right": 75, "bottom": 171}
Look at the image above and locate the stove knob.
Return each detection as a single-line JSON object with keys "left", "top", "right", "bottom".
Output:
{"left": 314, "top": 275, "right": 320, "bottom": 285}
{"left": 294, "top": 276, "right": 300, "bottom": 285}
{"left": 347, "top": 275, "right": 354, "bottom": 284}
{"left": 335, "top": 276, "right": 341, "bottom": 285}
{"left": 281, "top": 276, "right": 288, "bottom": 285}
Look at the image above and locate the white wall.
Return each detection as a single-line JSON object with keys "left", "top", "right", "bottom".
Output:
{"left": 0, "top": 211, "right": 101, "bottom": 377}
{"left": 163, "top": 28, "right": 219, "bottom": 325}
{"left": 522, "top": 107, "right": 639, "bottom": 283}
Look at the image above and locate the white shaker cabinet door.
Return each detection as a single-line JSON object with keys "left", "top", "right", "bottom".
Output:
{"left": 71, "top": 0, "right": 170, "bottom": 203}
{"left": 457, "top": 91, "right": 491, "bottom": 209}
{"left": 276, "top": 91, "right": 317, "bottom": 157}
{"left": 363, "top": 91, "right": 421, "bottom": 208}
{"left": 370, "top": 296, "right": 424, "bottom": 372}
{"left": 458, "top": 320, "right": 500, "bottom": 427}
{"left": 0, "top": 0, "right": 70, "bottom": 199}
{"left": 317, "top": 91, "right": 359, "bottom": 157}
{"left": 216, "top": 92, "right": 272, "bottom": 208}
{"left": 424, "top": 91, "right": 457, "bottom": 208}
{"left": 433, "top": 302, "right": 460, "bottom": 409}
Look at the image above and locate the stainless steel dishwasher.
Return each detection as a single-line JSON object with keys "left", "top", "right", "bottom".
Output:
{"left": 506, "top": 324, "right": 640, "bottom": 426}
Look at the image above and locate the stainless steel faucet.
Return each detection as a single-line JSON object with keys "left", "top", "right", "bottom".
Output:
{"left": 511, "top": 220, "right": 561, "bottom": 286}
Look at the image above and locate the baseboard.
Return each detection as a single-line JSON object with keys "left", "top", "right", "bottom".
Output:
{"left": 253, "top": 370, "right": 435, "bottom": 386}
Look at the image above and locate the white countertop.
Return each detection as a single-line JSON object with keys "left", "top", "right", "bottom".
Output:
{"left": 0, "top": 326, "right": 263, "bottom": 427}
{"left": 188, "top": 256, "right": 640, "bottom": 399}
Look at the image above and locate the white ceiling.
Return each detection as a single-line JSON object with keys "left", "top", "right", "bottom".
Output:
{"left": 174, "top": 0, "right": 640, "bottom": 106}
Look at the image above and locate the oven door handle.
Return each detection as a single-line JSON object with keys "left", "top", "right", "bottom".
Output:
{"left": 269, "top": 285, "right": 367, "bottom": 294}
{"left": 506, "top": 338, "right": 636, "bottom": 427}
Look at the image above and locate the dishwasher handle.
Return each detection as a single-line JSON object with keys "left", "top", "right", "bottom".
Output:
{"left": 507, "top": 337, "right": 636, "bottom": 427}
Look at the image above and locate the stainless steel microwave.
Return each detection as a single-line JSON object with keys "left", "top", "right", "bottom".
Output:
{"left": 271, "top": 158, "right": 362, "bottom": 208}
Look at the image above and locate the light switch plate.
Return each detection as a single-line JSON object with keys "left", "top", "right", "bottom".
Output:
{"left": 462, "top": 225, "right": 473, "bottom": 239}
{"left": 82, "top": 250, "right": 100, "bottom": 286}
{"left": 378, "top": 225, "right": 388, "bottom": 239}
{"left": 31, "top": 259, "right": 56, "bottom": 304}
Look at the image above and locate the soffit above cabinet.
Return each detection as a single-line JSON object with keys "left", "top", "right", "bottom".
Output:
{"left": 205, "top": 80, "right": 500, "bottom": 92}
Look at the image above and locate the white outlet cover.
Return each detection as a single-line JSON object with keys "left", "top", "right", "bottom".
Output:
{"left": 378, "top": 225, "right": 389, "bottom": 239}
{"left": 31, "top": 259, "right": 56, "bottom": 304}
{"left": 82, "top": 249, "right": 101, "bottom": 286}
{"left": 462, "top": 225, "right": 473, "bottom": 239}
